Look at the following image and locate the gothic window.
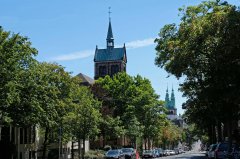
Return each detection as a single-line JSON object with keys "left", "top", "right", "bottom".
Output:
{"left": 99, "top": 66, "right": 107, "bottom": 77}
{"left": 111, "top": 65, "right": 119, "bottom": 76}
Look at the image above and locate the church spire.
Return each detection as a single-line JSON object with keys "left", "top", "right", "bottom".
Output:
{"left": 170, "top": 86, "right": 175, "bottom": 108}
{"left": 106, "top": 7, "right": 114, "bottom": 48}
{"left": 165, "top": 86, "right": 170, "bottom": 108}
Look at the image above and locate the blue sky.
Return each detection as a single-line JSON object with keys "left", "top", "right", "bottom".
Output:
{"left": 1, "top": 0, "right": 239, "bottom": 114}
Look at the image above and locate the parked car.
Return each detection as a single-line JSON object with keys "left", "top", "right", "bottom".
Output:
{"left": 215, "top": 142, "right": 229, "bottom": 159}
{"left": 121, "top": 148, "right": 136, "bottom": 159}
{"left": 155, "top": 148, "right": 164, "bottom": 157}
{"left": 179, "top": 148, "right": 184, "bottom": 154}
{"left": 229, "top": 144, "right": 240, "bottom": 159}
{"left": 105, "top": 149, "right": 125, "bottom": 159}
{"left": 153, "top": 149, "right": 160, "bottom": 157}
{"left": 207, "top": 144, "right": 217, "bottom": 159}
{"left": 169, "top": 150, "right": 175, "bottom": 155}
{"left": 174, "top": 148, "right": 179, "bottom": 154}
{"left": 163, "top": 150, "right": 171, "bottom": 156}
{"left": 142, "top": 150, "right": 156, "bottom": 158}
{"left": 162, "top": 150, "right": 167, "bottom": 156}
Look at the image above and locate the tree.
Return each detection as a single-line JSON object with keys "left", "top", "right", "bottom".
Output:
{"left": 91, "top": 83, "right": 125, "bottom": 147}
{"left": 0, "top": 26, "right": 38, "bottom": 125}
{"left": 64, "top": 84, "right": 101, "bottom": 159}
{"left": 0, "top": 27, "right": 39, "bottom": 159}
{"left": 96, "top": 72, "right": 167, "bottom": 149}
{"left": 96, "top": 73, "right": 138, "bottom": 147}
{"left": 155, "top": 0, "right": 240, "bottom": 144}
{"left": 132, "top": 75, "right": 166, "bottom": 149}
{"left": 25, "top": 62, "right": 75, "bottom": 159}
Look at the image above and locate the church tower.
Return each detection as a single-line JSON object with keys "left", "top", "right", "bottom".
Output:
{"left": 165, "top": 86, "right": 177, "bottom": 115}
{"left": 165, "top": 87, "right": 170, "bottom": 108}
{"left": 170, "top": 87, "right": 175, "bottom": 108}
{"left": 94, "top": 11, "right": 127, "bottom": 80}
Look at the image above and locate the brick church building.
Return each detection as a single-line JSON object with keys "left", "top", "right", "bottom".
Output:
{"left": 94, "top": 19, "right": 127, "bottom": 80}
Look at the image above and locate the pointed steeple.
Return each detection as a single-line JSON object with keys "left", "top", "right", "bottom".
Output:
{"left": 170, "top": 86, "right": 175, "bottom": 108}
{"left": 107, "top": 21, "right": 113, "bottom": 40}
{"left": 106, "top": 7, "right": 114, "bottom": 49}
{"left": 165, "top": 87, "right": 170, "bottom": 108}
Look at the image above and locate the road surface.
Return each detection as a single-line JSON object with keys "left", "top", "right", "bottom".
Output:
{"left": 160, "top": 151, "right": 206, "bottom": 159}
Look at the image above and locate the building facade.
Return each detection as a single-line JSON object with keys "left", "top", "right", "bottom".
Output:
{"left": 94, "top": 20, "right": 127, "bottom": 80}
{"left": 0, "top": 126, "right": 37, "bottom": 159}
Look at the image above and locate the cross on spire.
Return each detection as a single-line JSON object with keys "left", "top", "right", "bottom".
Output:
{"left": 108, "top": 7, "right": 112, "bottom": 21}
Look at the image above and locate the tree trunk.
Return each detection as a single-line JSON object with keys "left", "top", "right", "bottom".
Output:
{"left": 147, "top": 138, "right": 151, "bottom": 150}
{"left": 217, "top": 121, "right": 222, "bottom": 142}
{"left": 227, "top": 119, "right": 233, "bottom": 153}
{"left": 78, "top": 139, "right": 81, "bottom": 159}
{"left": 103, "top": 133, "right": 106, "bottom": 147}
{"left": 71, "top": 137, "right": 74, "bottom": 159}
{"left": 144, "top": 138, "right": 147, "bottom": 150}
{"left": 211, "top": 124, "right": 216, "bottom": 144}
{"left": 42, "top": 127, "right": 49, "bottom": 159}
{"left": 82, "top": 137, "right": 85, "bottom": 159}
{"left": 134, "top": 137, "right": 137, "bottom": 149}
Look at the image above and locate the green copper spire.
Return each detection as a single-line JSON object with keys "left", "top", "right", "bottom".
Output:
{"left": 165, "top": 87, "right": 170, "bottom": 108}
{"left": 170, "top": 86, "right": 175, "bottom": 108}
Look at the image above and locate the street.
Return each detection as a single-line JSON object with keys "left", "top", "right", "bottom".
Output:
{"left": 160, "top": 151, "right": 206, "bottom": 159}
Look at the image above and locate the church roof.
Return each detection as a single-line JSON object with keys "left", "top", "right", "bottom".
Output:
{"left": 94, "top": 47, "right": 126, "bottom": 62}
{"left": 76, "top": 73, "right": 94, "bottom": 85}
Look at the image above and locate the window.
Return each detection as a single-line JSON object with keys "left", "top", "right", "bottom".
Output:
{"left": 108, "top": 42, "right": 113, "bottom": 47}
{"left": 99, "top": 66, "right": 107, "bottom": 77}
{"left": 111, "top": 65, "right": 119, "bottom": 76}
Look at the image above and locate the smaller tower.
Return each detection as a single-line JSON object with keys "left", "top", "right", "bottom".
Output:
{"left": 170, "top": 86, "right": 175, "bottom": 108}
{"left": 165, "top": 87, "right": 170, "bottom": 108}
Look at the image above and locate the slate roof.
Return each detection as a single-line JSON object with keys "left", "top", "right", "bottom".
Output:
{"left": 94, "top": 47, "right": 126, "bottom": 62}
{"left": 76, "top": 73, "right": 94, "bottom": 85}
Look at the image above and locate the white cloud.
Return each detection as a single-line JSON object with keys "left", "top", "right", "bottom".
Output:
{"left": 53, "top": 50, "right": 94, "bottom": 61}
{"left": 125, "top": 38, "right": 155, "bottom": 49}
{"left": 52, "top": 37, "right": 156, "bottom": 61}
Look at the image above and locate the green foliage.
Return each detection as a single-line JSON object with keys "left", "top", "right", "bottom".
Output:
{"left": 0, "top": 27, "right": 38, "bottom": 125}
{"left": 155, "top": 120, "right": 183, "bottom": 148}
{"left": 155, "top": 0, "right": 240, "bottom": 140}
{"left": 96, "top": 72, "right": 168, "bottom": 147}
{"left": 100, "top": 115, "right": 124, "bottom": 139}
{"left": 63, "top": 84, "right": 101, "bottom": 141}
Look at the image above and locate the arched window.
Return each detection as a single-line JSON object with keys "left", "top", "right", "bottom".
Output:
{"left": 99, "top": 66, "right": 107, "bottom": 77}
{"left": 111, "top": 65, "right": 119, "bottom": 76}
